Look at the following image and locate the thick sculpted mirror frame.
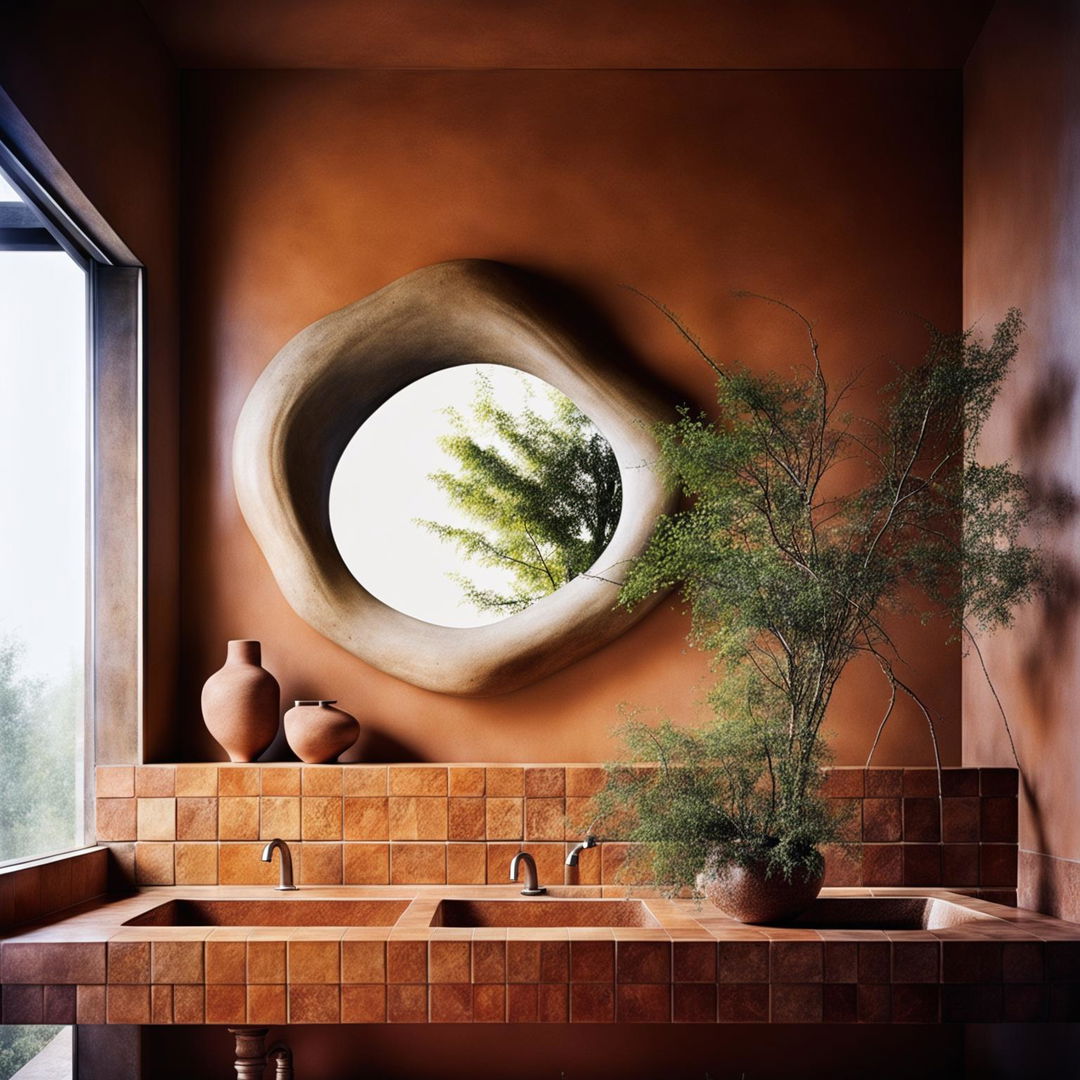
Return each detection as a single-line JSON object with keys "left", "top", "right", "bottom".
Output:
{"left": 233, "top": 260, "right": 676, "bottom": 696}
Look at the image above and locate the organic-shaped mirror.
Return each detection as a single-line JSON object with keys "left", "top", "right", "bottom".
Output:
{"left": 234, "top": 259, "right": 675, "bottom": 696}
{"left": 329, "top": 365, "right": 623, "bottom": 628}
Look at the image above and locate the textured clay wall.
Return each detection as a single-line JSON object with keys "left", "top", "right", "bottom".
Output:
{"left": 180, "top": 68, "right": 963, "bottom": 765}
{"left": 963, "top": 0, "right": 1080, "bottom": 920}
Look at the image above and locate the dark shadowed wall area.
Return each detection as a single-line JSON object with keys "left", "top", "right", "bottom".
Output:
{"left": 963, "top": 0, "right": 1080, "bottom": 921}
{"left": 179, "top": 68, "right": 963, "bottom": 765}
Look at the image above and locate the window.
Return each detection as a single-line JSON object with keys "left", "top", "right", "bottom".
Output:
{"left": 0, "top": 167, "right": 88, "bottom": 864}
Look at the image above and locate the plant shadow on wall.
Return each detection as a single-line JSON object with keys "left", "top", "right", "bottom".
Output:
{"left": 588, "top": 297, "right": 1047, "bottom": 921}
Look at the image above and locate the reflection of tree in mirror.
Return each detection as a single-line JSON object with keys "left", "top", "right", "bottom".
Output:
{"left": 0, "top": 637, "right": 80, "bottom": 864}
{"left": 416, "top": 372, "right": 622, "bottom": 615}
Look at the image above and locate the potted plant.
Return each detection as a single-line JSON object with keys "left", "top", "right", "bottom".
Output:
{"left": 592, "top": 300, "right": 1043, "bottom": 922}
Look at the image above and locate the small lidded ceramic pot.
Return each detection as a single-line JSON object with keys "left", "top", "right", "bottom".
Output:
{"left": 283, "top": 700, "right": 359, "bottom": 764}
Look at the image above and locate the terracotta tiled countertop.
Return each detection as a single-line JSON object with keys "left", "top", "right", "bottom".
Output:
{"left": 2, "top": 885, "right": 1078, "bottom": 1025}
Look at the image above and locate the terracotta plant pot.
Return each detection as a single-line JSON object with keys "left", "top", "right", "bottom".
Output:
{"left": 284, "top": 700, "right": 360, "bottom": 763}
{"left": 701, "top": 853, "right": 824, "bottom": 924}
{"left": 201, "top": 639, "right": 280, "bottom": 762}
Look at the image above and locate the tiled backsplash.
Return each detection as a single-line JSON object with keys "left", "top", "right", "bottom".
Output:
{"left": 94, "top": 764, "right": 1018, "bottom": 898}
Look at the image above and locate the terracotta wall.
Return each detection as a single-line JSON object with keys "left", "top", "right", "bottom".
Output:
{"left": 180, "top": 68, "right": 963, "bottom": 766}
{"left": 0, "top": 0, "right": 181, "bottom": 762}
{"left": 962, "top": 0, "right": 1080, "bottom": 921}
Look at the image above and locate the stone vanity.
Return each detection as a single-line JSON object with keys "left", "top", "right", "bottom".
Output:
{"left": 1, "top": 884, "right": 1078, "bottom": 1026}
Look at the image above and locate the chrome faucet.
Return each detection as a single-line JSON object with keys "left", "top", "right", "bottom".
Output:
{"left": 565, "top": 834, "right": 598, "bottom": 866}
{"left": 510, "top": 851, "right": 546, "bottom": 896}
{"left": 261, "top": 838, "right": 297, "bottom": 891}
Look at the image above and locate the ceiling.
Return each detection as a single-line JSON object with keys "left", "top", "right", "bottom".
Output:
{"left": 136, "top": 0, "right": 994, "bottom": 70}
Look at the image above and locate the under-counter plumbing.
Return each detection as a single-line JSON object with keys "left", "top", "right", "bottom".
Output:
{"left": 565, "top": 834, "right": 598, "bottom": 866}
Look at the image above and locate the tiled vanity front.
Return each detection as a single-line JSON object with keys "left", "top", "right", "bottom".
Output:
{"left": 2, "top": 886, "right": 1078, "bottom": 1026}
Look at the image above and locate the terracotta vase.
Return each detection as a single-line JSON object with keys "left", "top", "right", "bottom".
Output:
{"left": 201, "top": 640, "right": 280, "bottom": 762}
{"left": 284, "top": 700, "right": 360, "bottom": 764}
{"left": 701, "top": 852, "right": 824, "bottom": 925}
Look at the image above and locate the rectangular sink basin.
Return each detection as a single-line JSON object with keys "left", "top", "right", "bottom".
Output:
{"left": 431, "top": 899, "right": 661, "bottom": 928}
{"left": 784, "top": 897, "right": 995, "bottom": 930}
{"left": 124, "top": 899, "right": 410, "bottom": 927}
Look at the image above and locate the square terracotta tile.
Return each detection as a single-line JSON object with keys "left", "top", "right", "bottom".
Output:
{"left": 1002, "top": 984, "right": 1047, "bottom": 1022}
{"left": 301, "top": 797, "right": 342, "bottom": 840}
{"left": 344, "top": 843, "right": 390, "bottom": 884}
{"left": 858, "top": 942, "right": 890, "bottom": 984}
{"left": 862, "top": 798, "right": 901, "bottom": 842}
{"left": 981, "top": 797, "right": 1019, "bottom": 843}
{"left": 902, "top": 769, "right": 938, "bottom": 797}
{"left": 97, "top": 766, "right": 135, "bottom": 798}
{"left": 486, "top": 797, "right": 523, "bottom": 840}
{"left": 506, "top": 983, "right": 538, "bottom": 1022}
{"left": 942, "top": 798, "right": 980, "bottom": 843}
{"left": 448, "top": 766, "right": 485, "bottom": 797}
{"left": 387, "top": 940, "right": 427, "bottom": 983}
{"left": 248, "top": 939, "right": 287, "bottom": 984}
{"left": 389, "top": 766, "right": 447, "bottom": 797}
{"left": 525, "top": 767, "right": 565, "bottom": 797}
{"left": 76, "top": 985, "right": 106, "bottom": 1024}
{"left": 172, "top": 984, "right": 205, "bottom": 1024}
{"left": 864, "top": 769, "right": 902, "bottom": 797}
{"left": 472, "top": 984, "right": 505, "bottom": 1023}
{"left": 485, "top": 767, "right": 524, "bottom": 797}
{"left": 430, "top": 983, "right": 473, "bottom": 1022}
{"left": 260, "top": 796, "right": 301, "bottom": 840}
{"left": 219, "top": 766, "right": 259, "bottom": 796}
{"left": 892, "top": 941, "right": 940, "bottom": 983}
{"left": 941, "top": 843, "right": 979, "bottom": 885}
{"left": 219, "top": 796, "right": 259, "bottom": 840}
{"left": 892, "top": 983, "right": 940, "bottom": 1023}
{"left": 526, "top": 798, "right": 566, "bottom": 841}
{"left": 343, "top": 766, "right": 388, "bottom": 796}
{"left": 571, "top": 982, "right": 615, "bottom": 1022}
{"left": 903, "top": 798, "right": 941, "bottom": 842}
{"left": 941, "top": 768, "right": 980, "bottom": 797}
{"left": 980, "top": 768, "right": 1018, "bottom": 795}
{"left": 389, "top": 796, "right": 448, "bottom": 840}
{"left": 175, "top": 842, "right": 218, "bottom": 885}
{"left": 387, "top": 983, "right": 427, "bottom": 1022}
{"left": 289, "top": 939, "right": 341, "bottom": 983}
{"left": 145, "top": 983, "right": 170, "bottom": 1025}
{"left": 298, "top": 843, "right": 342, "bottom": 885}
{"left": 823, "top": 981, "right": 857, "bottom": 1022}
{"left": 342, "top": 939, "right": 385, "bottom": 983}
{"left": 448, "top": 798, "right": 485, "bottom": 840}
{"left": 617, "top": 983, "right": 670, "bottom": 1022}
{"left": 822, "top": 769, "right": 864, "bottom": 797}
{"left": 617, "top": 941, "right": 670, "bottom": 983}
{"left": 540, "top": 940, "right": 569, "bottom": 982}
{"left": 135, "top": 765, "right": 176, "bottom": 797}
{"left": 822, "top": 843, "right": 862, "bottom": 887}
{"left": 507, "top": 940, "right": 541, "bottom": 983}
{"left": 134, "top": 842, "right": 174, "bottom": 885}
{"left": 823, "top": 941, "right": 857, "bottom": 983}
{"left": 771, "top": 942, "right": 823, "bottom": 982}
{"left": 302, "top": 765, "right": 342, "bottom": 796}
{"left": 571, "top": 940, "right": 615, "bottom": 983}
{"left": 1002, "top": 941, "right": 1043, "bottom": 983}
{"left": 903, "top": 844, "right": 942, "bottom": 886}
{"left": 861, "top": 844, "right": 903, "bottom": 886}
{"left": 109, "top": 940, "right": 151, "bottom": 983}
{"left": 206, "top": 984, "right": 247, "bottom": 1024}
{"left": 175, "top": 764, "right": 218, "bottom": 797}
{"left": 564, "top": 797, "right": 598, "bottom": 838}
{"left": 429, "top": 940, "right": 471, "bottom": 983}
{"left": 152, "top": 941, "right": 204, "bottom": 984}
{"left": 446, "top": 843, "right": 486, "bottom": 885}
{"left": 344, "top": 796, "right": 389, "bottom": 840}
{"left": 341, "top": 984, "right": 386, "bottom": 1022}
{"left": 136, "top": 798, "right": 176, "bottom": 841}
{"left": 248, "top": 983, "right": 287, "bottom": 1024}
{"left": 219, "top": 843, "right": 277, "bottom": 886}
{"left": 565, "top": 766, "right": 605, "bottom": 797}
{"left": 942, "top": 942, "right": 1002, "bottom": 983}
{"left": 674, "top": 983, "right": 717, "bottom": 1022}
{"left": 260, "top": 766, "right": 301, "bottom": 797}
{"left": 206, "top": 940, "right": 247, "bottom": 984}
{"left": 289, "top": 984, "right": 340, "bottom": 1023}
{"left": 390, "top": 843, "right": 445, "bottom": 884}
{"left": 770, "top": 983, "right": 823, "bottom": 1023}
{"left": 107, "top": 984, "right": 150, "bottom": 1024}
{"left": 472, "top": 939, "right": 506, "bottom": 983}
{"left": 717, "top": 941, "right": 769, "bottom": 983}
{"left": 538, "top": 982, "right": 568, "bottom": 1023}
{"left": 177, "top": 797, "right": 218, "bottom": 841}
{"left": 96, "top": 798, "right": 137, "bottom": 842}
{"left": 673, "top": 941, "right": 716, "bottom": 983}
{"left": 980, "top": 844, "right": 1018, "bottom": 886}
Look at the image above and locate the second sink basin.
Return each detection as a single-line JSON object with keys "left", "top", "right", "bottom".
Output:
{"left": 431, "top": 898, "right": 661, "bottom": 928}
{"left": 125, "top": 899, "right": 410, "bottom": 927}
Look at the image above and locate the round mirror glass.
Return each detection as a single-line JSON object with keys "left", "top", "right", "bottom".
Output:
{"left": 328, "top": 364, "right": 624, "bottom": 628}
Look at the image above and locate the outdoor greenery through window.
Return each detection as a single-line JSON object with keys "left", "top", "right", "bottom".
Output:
{"left": 0, "top": 168, "right": 87, "bottom": 865}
